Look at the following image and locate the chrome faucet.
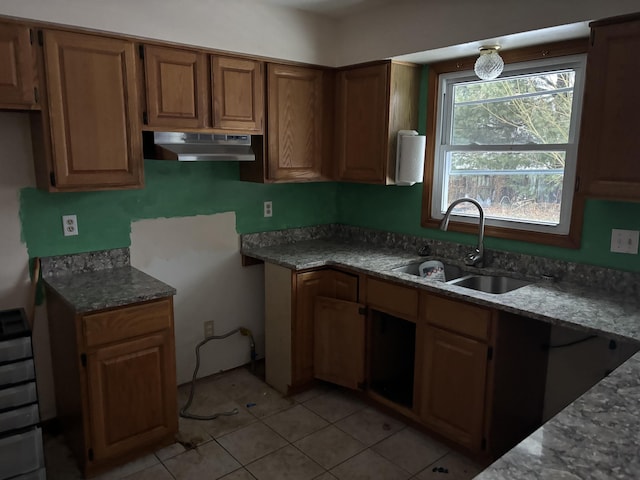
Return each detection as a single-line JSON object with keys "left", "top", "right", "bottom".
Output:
{"left": 440, "top": 198, "right": 485, "bottom": 267}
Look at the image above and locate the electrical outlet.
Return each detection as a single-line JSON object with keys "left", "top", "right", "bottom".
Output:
{"left": 62, "top": 215, "right": 78, "bottom": 237}
{"left": 204, "top": 320, "right": 214, "bottom": 338}
{"left": 610, "top": 229, "right": 639, "bottom": 254}
{"left": 264, "top": 201, "right": 273, "bottom": 218}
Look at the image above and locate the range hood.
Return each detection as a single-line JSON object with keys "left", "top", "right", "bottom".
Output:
{"left": 148, "top": 132, "right": 255, "bottom": 162}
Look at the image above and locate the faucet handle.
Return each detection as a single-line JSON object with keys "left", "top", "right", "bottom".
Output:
{"left": 464, "top": 249, "right": 483, "bottom": 267}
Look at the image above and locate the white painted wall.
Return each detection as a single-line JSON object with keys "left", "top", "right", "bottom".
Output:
{"left": 0, "top": 0, "right": 337, "bottom": 66}
{"left": 0, "top": 112, "right": 56, "bottom": 420}
{"left": 2, "top": 0, "right": 639, "bottom": 67}
{"left": 336, "top": 0, "right": 640, "bottom": 65}
{"left": 130, "top": 214, "right": 265, "bottom": 385}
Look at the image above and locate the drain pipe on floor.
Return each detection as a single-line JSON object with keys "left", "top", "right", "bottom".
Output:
{"left": 180, "top": 327, "right": 256, "bottom": 421}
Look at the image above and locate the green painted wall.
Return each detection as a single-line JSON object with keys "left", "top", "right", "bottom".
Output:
{"left": 20, "top": 160, "right": 337, "bottom": 258}
{"left": 18, "top": 65, "right": 640, "bottom": 273}
{"left": 336, "top": 182, "right": 640, "bottom": 272}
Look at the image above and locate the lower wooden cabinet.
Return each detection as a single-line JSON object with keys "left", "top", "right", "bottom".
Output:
{"left": 46, "top": 291, "right": 177, "bottom": 476}
{"left": 264, "top": 264, "right": 359, "bottom": 394}
{"left": 314, "top": 296, "right": 365, "bottom": 389}
{"left": 418, "top": 325, "right": 489, "bottom": 451}
{"left": 264, "top": 265, "right": 550, "bottom": 458}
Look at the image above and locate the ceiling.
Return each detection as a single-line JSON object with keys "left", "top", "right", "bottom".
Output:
{"left": 259, "top": 0, "right": 396, "bottom": 17}
{"left": 260, "top": 0, "right": 590, "bottom": 63}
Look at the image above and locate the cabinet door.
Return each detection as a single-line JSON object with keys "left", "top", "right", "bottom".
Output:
{"left": 335, "top": 63, "right": 389, "bottom": 183}
{"left": 293, "top": 270, "right": 358, "bottom": 387}
{"left": 419, "top": 325, "right": 488, "bottom": 452}
{"left": 267, "top": 64, "right": 325, "bottom": 181}
{"left": 42, "top": 30, "right": 142, "bottom": 189}
{"left": 86, "top": 331, "right": 177, "bottom": 462}
{"left": 211, "top": 56, "right": 264, "bottom": 132}
{"left": 0, "top": 24, "right": 36, "bottom": 108}
{"left": 314, "top": 296, "right": 365, "bottom": 389}
{"left": 579, "top": 18, "right": 640, "bottom": 200}
{"left": 143, "top": 45, "right": 209, "bottom": 129}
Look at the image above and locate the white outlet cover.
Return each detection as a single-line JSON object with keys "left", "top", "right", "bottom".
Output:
{"left": 611, "top": 229, "right": 639, "bottom": 254}
{"left": 264, "top": 201, "right": 273, "bottom": 218}
{"left": 62, "top": 214, "right": 78, "bottom": 237}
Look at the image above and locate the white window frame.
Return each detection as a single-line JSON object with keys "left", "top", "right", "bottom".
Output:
{"left": 431, "top": 54, "right": 587, "bottom": 235}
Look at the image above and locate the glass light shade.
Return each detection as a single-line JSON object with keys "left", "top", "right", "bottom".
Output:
{"left": 474, "top": 48, "right": 504, "bottom": 80}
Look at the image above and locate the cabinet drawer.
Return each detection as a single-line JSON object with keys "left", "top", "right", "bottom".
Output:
{"left": 0, "top": 404, "right": 39, "bottom": 434}
{"left": 83, "top": 299, "right": 172, "bottom": 348}
{"left": 0, "top": 382, "right": 37, "bottom": 411}
{"left": 0, "top": 337, "right": 32, "bottom": 364}
{"left": 423, "top": 294, "right": 492, "bottom": 341}
{"left": 0, "top": 427, "right": 44, "bottom": 479}
{"left": 0, "top": 359, "right": 35, "bottom": 387}
{"left": 366, "top": 278, "right": 418, "bottom": 321}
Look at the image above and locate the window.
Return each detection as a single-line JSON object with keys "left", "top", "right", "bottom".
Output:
{"left": 422, "top": 41, "right": 589, "bottom": 247}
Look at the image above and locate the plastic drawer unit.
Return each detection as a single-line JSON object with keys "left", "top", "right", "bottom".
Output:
{"left": 0, "top": 382, "right": 38, "bottom": 411}
{"left": 0, "top": 427, "right": 45, "bottom": 479}
{"left": 0, "top": 307, "right": 45, "bottom": 480}
{"left": 0, "top": 336, "right": 32, "bottom": 363}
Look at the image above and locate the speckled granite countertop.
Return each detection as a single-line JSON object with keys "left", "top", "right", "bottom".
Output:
{"left": 243, "top": 237, "right": 640, "bottom": 480}
{"left": 44, "top": 266, "right": 176, "bottom": 313}
{"left": 475, "top": 352, "right": 640, "bottom": 480}
{"left": 242, "top": 239, "right": 640, "bottom": 343}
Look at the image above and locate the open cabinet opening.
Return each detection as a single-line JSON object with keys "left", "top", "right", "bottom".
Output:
{"left": 369, "top": 310, "right": 416, "bottom": 408}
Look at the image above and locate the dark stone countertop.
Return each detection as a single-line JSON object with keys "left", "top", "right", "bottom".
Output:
{"left": 242, "top": 239, "right": 640, "bottom": 344}
{"left": 44, "top": 266, "right": 176, "bottom": 313}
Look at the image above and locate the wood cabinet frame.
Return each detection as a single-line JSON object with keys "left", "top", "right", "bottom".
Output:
{"left": 45, "top": 290, "right": 177, "bottom": 477}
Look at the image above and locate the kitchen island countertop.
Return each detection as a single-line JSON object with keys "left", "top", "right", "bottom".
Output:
{"left": 242, "top": 238, "right": 640, "bottom": 480}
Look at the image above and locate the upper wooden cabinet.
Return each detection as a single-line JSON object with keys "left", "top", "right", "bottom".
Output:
{"left": 335, "top": 61, "right": 420, "bottom": 184}
{"left": 266, "top": 64, "right": 331, "bottom": 181}
{"left": 0, "top": 23, "right": 38, "bottom": 109}
{"left": 34, "top": 30, "right": 143, "bottom": 190}
{"left": 211, "top": 56, "right": 264, "bottom": 133}
{"left": 142, "top": 45, "right": 209, "bottom": 129}
{"left": 140, "top": 49, "right": 264, "bottom": 134}
{"left": 577, "top": 14, "right": 640, "bottom": 201}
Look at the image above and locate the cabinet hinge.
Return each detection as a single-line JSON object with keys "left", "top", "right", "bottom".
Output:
{"left": 481, "top": 438, "right": 487, "bottom": 450}
{"left": 37, "top": 30, "right": 43, "bottom": 47}
{"left": 487, "top": 347, "right": 493, "bottom": 361}
{"left": 142, "top": 111, "right": 148, "bottom": 125}
{"left": 80, "top": 353, "right": 87, "bottom": 367}
{"left": 29, "top": 28, "right": 34, "bottom": 45}
{"left": 574, "top": 175, "right": 581, "bottom": 193}
{"left": 138, "top": 44, "right": 145, "bottom": 60}
{"left": 358, "top": 306, "right": 367, "bottom": 316}
{"left": 34, "top": 87, "right": 39, "bottom": 104}
{"left": 49, "top": 171, "right": 56, "bottom": 187}
{"left": 88, "top": 448, "right": 94, "bottom": 461}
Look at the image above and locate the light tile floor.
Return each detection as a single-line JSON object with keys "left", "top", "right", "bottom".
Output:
{"left": 44, "top": 366, "right": 485, "bottom": 480}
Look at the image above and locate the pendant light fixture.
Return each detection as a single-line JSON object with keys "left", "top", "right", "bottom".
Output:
{"left": 474, "top": 46, "right": 504, "bottom": 80}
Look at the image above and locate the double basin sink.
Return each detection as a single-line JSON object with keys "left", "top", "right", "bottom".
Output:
{"left": 391, "top": 261, "right": 530, "bottom": 294}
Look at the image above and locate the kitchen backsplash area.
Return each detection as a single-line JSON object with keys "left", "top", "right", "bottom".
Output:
{"left": 241, "top": 224, "right": 640, "bottom": 297}
{"left": 39, "top": 248, "right": 129, "bottom": 277}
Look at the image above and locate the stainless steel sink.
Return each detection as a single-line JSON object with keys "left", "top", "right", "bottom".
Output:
{"left": 391, "top": 261, "right": 466, "bottom": 282}
{"left": 447, "top": 275, "right": 530, "bottom": 294}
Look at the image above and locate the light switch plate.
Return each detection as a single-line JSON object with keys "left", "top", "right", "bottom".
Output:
{"left": 610, "top": 229, "right": 639, "bottom": 254}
